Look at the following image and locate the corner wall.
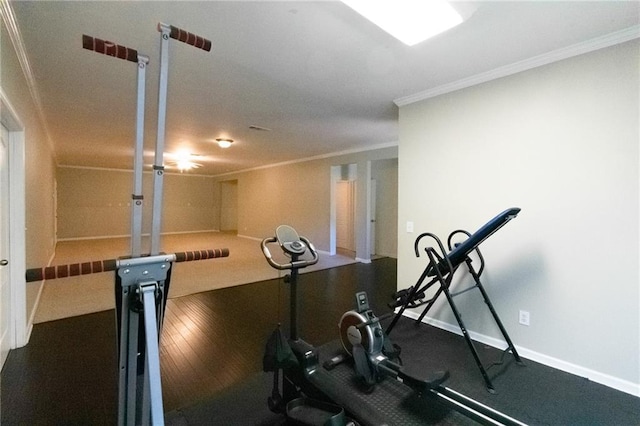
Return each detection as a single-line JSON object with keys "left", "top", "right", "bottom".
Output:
{"left": 397, "top": 40, "right": 639, "bottom": 394}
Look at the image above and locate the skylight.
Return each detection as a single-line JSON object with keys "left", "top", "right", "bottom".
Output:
{"left": 342, "top": 0, "right": 463, "bottom": 46}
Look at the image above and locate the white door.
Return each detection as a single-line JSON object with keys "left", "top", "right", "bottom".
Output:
{"left": 0, "top": 124, "right": 11, "bottom": 368}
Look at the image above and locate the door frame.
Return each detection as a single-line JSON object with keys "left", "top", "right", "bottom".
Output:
{"left": 330, "top": 162, "right": 376, "bottom": 262}
{"left": 1, "top": 89, "right": 28, "bottom": 348}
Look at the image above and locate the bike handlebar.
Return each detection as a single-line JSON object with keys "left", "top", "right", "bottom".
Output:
{"left": 261, "top": 234, "right": 319, "bottom": 271}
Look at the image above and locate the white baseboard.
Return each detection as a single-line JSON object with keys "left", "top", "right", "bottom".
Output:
{"left": 23, "top": 251, "right": 55, "bottom": 346}
{"left": 236, "top": 234, "right": 261, "bottom": 242}
{"left": 401, "top": 310, "right": 640, "bottom": 398}
{"left": 0, "top": 327, "right": 8, "bottom": 368}
{"left": 57, "top": 229, "right": 220, "bottom": 242}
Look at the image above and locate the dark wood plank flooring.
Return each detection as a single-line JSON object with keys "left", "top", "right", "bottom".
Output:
{"left": 4, "top": 257, "right": 640, "bottom": 425}
{"left": 1, "top": 258, "right": 397, "bottom": 425}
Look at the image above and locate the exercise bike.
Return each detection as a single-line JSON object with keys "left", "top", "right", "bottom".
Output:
{"left": 262, "top": 225, "right": 360, "bottom": 426}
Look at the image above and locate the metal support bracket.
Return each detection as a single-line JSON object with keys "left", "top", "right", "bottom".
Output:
{"left": 116, "top": 254, "right": 175, "bottom": 426}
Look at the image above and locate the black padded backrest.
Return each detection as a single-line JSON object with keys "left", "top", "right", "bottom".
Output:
{"left": 445, "top": 207, "right": 521, "bottom": 269}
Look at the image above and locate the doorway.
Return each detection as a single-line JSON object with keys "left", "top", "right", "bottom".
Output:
{"left": 0, "top": 124, "right": 10, "bottom": 367}
{"left": 330, "top": 164, "right": 357, "bottom": 258}
{"left": 335, "top": 180, "right": 355, "bottom": 257}
{"left": 1, "top": 92, "right": 28, "bottom": 353}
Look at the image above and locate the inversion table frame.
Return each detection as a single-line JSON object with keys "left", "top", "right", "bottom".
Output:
{"left": 83, "top": 23, "right": 212, "bottom": 426}
{"left": 386, "top": 208, "right": 524, "bottom": 393}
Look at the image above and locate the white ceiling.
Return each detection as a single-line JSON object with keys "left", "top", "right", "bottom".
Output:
{"left": 10, "top": 1, "right": 640, "bottom": 176}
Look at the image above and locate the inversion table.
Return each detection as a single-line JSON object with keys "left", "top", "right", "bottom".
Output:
{"left": 387, "top": 207, "right": 524, "bottom": 393}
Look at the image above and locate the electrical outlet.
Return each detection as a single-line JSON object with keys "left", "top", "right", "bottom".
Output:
{"left": 519, "top": 310, "right": 530, "bottom": 326}
{"left": 406, "top": 221, "right": 414, "bottom": 233}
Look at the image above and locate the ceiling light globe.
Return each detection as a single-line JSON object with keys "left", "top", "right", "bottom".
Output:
{"left": 216, "top": 138, "right": 233, "bottom": 148}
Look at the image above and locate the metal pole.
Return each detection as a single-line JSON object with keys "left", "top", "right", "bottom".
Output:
{"left": 131, "top": 54, "right": 148, "bottom": 257}
{"left": 142, "top": 284, "right": 165, "bottom": 425}
{"left": 150, "top": 23, "right": 171, "bottom": 255}
{"left": 150, "top": 23, "right": 212, "bottom": 255}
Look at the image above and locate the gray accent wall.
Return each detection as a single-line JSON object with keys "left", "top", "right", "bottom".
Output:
{"left": 397, "top": 40, "right": 639, "bottom": 394}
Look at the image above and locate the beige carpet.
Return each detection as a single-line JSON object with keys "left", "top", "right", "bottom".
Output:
{"left": 34, "top": 232, "right": 356, "bottom": 323}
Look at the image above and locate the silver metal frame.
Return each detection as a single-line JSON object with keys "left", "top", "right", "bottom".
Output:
{"left": 150, "top": 23, "right": 171, "bottom": 256}
{"left": 85, "top": 23, "right": 211, "bottom": 426}
{"left": 116, "top": 254, "right": 175, "bottom": 426}
{"left": 130, "top": 54, "right": 148, "bottom": 258}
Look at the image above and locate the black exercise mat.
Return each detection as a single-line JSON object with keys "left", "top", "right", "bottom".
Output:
{"left": 167, "top": 319, "right": 640, "bottom": 425}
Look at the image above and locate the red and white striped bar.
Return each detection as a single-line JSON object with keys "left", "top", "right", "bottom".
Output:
{"left": 25, "top": 248, "right": 230, "bottom": 282}
{"left": 82, "top": 34, "right": 139, "bottom": 62}
{"left": 166, "top": 24, "right": 212, "bottom": 51}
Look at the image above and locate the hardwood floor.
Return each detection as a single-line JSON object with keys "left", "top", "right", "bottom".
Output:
{"left": 1, "top": 258, "right": 397, "bottom": 425}
{"left": 5, "top": 256, "right": 639, "bottom": 426}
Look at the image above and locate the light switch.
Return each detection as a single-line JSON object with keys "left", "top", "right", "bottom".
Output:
{"left": 406, "top": 221, "right": 414, "bottom": 233}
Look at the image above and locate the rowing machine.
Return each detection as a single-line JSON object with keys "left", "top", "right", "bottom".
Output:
{"left": 338, "top": 291, "right": 449, "bottom": 393}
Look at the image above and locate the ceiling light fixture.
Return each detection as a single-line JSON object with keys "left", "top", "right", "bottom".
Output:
{"left": 216, "top": 138, "right": 234, "bottom": 148}
{"left": 341, "top": 0, "right": 463, "bottom": 46}
{"left": 169, "top": 151, "right": 202, "bottom": 172}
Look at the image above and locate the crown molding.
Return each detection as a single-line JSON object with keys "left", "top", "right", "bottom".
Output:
{"left": 211, "top": 140, "right": 398, "bottom": 178}
{"left": 395, "top": 25, "right": 640, "bottom": 107}
{"left": 57, "top": 139, "right": 398, "bottom": 178}
{"left": 0, "top": 88, "right": 24, "bottom": 130}
{"left": 0, "top": 0, "right": 55, "bottom": 153}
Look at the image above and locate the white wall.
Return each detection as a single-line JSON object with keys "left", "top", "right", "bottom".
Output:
{"left": 56, "top": 167, "right": 218, "bottom": 239}
{"left": 398, "top": 40, "right": 639, "bottom": 395}
{"left": 372, "top": 158, "right": 398, "bottom": 257}
{"left": 215, "top": 146, "right": 397, "bottom": 257}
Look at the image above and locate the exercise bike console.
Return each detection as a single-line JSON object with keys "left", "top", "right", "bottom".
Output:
{"left": 261, "top": 225, "right": 319, "bottom": 270}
